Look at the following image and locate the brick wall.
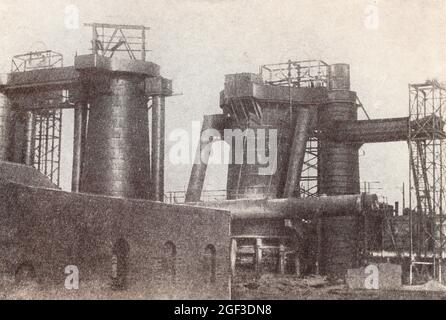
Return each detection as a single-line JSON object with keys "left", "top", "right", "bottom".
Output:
{"left": 0, "top": 181, "right": 231, "bottom": 299}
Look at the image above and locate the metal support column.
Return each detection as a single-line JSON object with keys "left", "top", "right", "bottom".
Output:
{"left": 185, "top": 114, "right": 228, "bottom": 202}
{"left": 284, "top": 106, "right": 317, "bottom": 197}
{"left": 151, "top": 95, "right": 165, "bottom": 201}
{"left": 230, "top": 238, "right": 237, "bottom": 277}
{"left": 71, "top": 105, "right": 83, "bottom": 192}
{"left": 255, "top": 238, "right": 263, "bottom": 275}
{"left": 279, "top": 242, "right": 286, "bottom": 274}
{"left": 0, "top": 94, "right": 11, "bottom": 161}
{"left": 23, "top": 111, "right": 35, "bottom": 166}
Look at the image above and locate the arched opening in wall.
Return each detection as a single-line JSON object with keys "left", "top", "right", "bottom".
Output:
{"left": 204, "top": 244, "right": 217, "bottom": 284}
{"left": 15, "top": 262, "right": 36, "bottom": 284}
{"left": 111, "top": 238, "right": 130, "bottom": 290}
{"left": 163, "top": 241, "right": 177, "bottom": 281}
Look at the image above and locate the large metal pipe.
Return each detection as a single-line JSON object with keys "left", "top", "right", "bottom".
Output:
{"left": 331, "top": 117, "right": 444, "bottom": 144}
{"left": 81, "top": 74, "right": 151, "bottom": 199}
{"left": 23, "top": 111, "right": 35, "bottom": 166}
{"left": 71, "top": 105, "right": 83, "bottom": 192}
{"left": 190, "top": 193, "right": 378, "bottom": 220}
{"left": 332, "top": 117, "right": 409, "bottom": 144}
{"left": 151, "top": 95, "right": 165, "bottom": 201}
{"left": 283, "top": 106, "right": 317, "bottom": 198}
{"left": 185, "top": 114, "right": 228, "bottom": 203}
{"left": 0, "top": 93, "right": 11, "bottom": 161}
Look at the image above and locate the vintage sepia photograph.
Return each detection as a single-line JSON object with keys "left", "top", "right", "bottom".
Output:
{"left": 0, "top": 0, "right": 445, "bottom": 307}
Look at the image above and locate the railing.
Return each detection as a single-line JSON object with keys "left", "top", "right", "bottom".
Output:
{"left": 11, "top": 50, "right": 63, "bottom": 73}
{"left": 164, "top": 185, "right": 320, "bottom": 204}
{"left": 260, "top": 59, "right": 329, "bottom": 88}
{"left": 164, "top": 189, "right": 228, "bottom": 204}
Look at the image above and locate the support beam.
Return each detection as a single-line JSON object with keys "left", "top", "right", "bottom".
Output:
{"left": 315, "top": 218, "right": 322, "bottom": 275}
{"left": 255, "top": 238, "right": 263, "bottom": 275}
{"left": 185, "top": 114, "right": 229, "bottom": 203}
{"left": 80, "top": 104, "right": 89, "bottom": 181}
{"left": 279, "top": 243, "right": 286, "bottom": 274}
{"left": 0, "top": 93, "right": 11, "bottom": 160}
{"left": 185, "top": 129, "right": 212, "bottom": 202}
{"left": 0, "top": 67, "right": 80, "bottom": 92}
{"left": 230, "top": 238, "right": 237, "bottom": 277}
{"left": 71, "top": 105, "right": 83, "bottom": 192}
{"left": 283, "top": 106, "right": 317, "bottom": 197}
{"left": 23, "top": 111, "right": 35, "bottom": 166}
{"left": 151, "top": 95, "right": 165, "bottom": 201}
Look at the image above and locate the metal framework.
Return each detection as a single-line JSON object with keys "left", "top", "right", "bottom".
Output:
{"left": 10, "top": 51, "right": 66, "bottom": 186}
{"left": 225, "top": 97, "right": 262, "bottom": 127}
{"left": 33, "top": 106, "right": 63, "bottom": 186}
{"left": 11, "top": 50, "right": 63, "bottom": 72}
{"left": 300, "top": 136, "right": 319, "bottom": 197}
{"left": 260, "top": 60, "right": 329, "bottom": 88}
{"left": 260, "top": 60, "right": 329, "bottom": 197}
{"left": 408, "top": 80, "right": 446, "bottom": 282}
{"left": 86, "top": 23, "right": 150, "bottom": 61}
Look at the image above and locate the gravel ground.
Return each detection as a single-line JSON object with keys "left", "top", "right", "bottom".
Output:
{"left": 2, "top": 273, "right": 446, "bottom": 300}
{"left": 232, "top": 273, "right": 446, "bottom": 300}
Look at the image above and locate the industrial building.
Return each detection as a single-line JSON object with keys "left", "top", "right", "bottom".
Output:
{"left": 0, "top": 23, "right": 445, "bottom": 299}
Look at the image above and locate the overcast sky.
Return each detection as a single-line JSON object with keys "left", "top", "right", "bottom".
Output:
{"left": 1, "top": 0, "right": 445, "bottom": 206}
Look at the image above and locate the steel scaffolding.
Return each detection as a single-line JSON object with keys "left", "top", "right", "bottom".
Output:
{"left": 260, "top": 60, "right": 329, "bottom": 88}
{"left": 11, "top": 50, "right": 63, "bottom": 72}
{"left": 33, "top": 107, "right": 63, "bottom": 186}
{"left": 85, "top": 23, "right": 150, "bottom": 61}
{"left": 300, "top": 136, "right": 319, "bottom": 197}
{"left": 408, "top": 80, "right": 446, "bottom": 283}
{"left": 10, "top": 51, "right": 65, "bottom": 186}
